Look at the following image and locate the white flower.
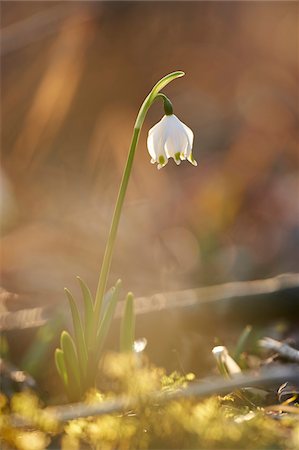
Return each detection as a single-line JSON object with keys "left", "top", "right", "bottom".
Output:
{"left": 147, "top": 114, "right": 197, "bottom": 170}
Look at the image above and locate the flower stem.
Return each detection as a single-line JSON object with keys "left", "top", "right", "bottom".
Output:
{"left": 156, "top": 93, "right": 173, "bottom": 115}
{"left": 93, "top": 125, "right": 142, "bottom": 323}
{"left": 93, "top": 71, "right": 185, "bottom": 330}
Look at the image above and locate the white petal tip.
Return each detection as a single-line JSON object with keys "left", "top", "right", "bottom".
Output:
{"left": 157, "top": 162, "right": 167, "bottom": 170}
{"left": 187, "top": 154, "right": 198, "bottom": 166}
{"left": 150, "top": 158, "right": 156, "bottom": 164}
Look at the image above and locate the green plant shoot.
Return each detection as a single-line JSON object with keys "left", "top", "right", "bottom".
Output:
{"left": 55, "top": 71, "right": 189, "bottom": 400}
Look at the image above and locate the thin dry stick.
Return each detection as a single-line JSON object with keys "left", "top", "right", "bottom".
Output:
{"left": 2, "top": 273, "right": 299, "bottom": 330}
{"left": 259, "top": 337, "right": 299, "bottom": 363}
{"left": 46, "top": 365, "right": 299, "bottom": 423}
{"left": 265, "top": 404, "right": 299, "bottom": 414}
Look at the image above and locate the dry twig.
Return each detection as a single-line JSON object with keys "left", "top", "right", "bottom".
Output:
{"left": 259, "top": 337, "right": 299, "bottom": 364}
{"left": 46, "top": 365, "right": 299, "bottom": 423}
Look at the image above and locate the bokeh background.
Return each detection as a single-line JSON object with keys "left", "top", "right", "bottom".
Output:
{"left": 1, "top": 1, "right": 299, "bottom": 313}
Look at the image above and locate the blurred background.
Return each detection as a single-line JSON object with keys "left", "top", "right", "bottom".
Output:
{"left": 1, "top": 1, "right": 299, "bottom": 313}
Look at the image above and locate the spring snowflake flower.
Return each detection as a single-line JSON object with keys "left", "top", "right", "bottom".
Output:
{"left": 147, "top": 114, "right": 197, "bottom": 170}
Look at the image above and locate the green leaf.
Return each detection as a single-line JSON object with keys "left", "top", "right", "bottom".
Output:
{"left": 135, "top": 71, "right": 185, "bottom": 129}
{"left": 55, "top": 348, "right": 67, "bottom": 386}
{"left": 95, "top": 279, "right": 122, "bottom": 359}
{"left": 55, "top": 347, "right": 75, "bottom": 401}
{"left": 233, "top": 325, "right": 252, "bottom": 364}
{"left": 22, "top": 317, "right": 62, "bottom": 376}
{"left": 64, "top": 288, "right": 88, "bottom": 376}
{"left": 60, "top": 331, "right": 81, "bottom": 400}
{"left": 100, "top": 284, "right": 119, "bottom": 318}
{"left": 120, "top": 292, "right": 135, "bottom": 353}
{"left": 150, "top": 71, "right": 185, "bottom": 98}
{"left": 76, "top": 276, "right": 94, "bottom": 349}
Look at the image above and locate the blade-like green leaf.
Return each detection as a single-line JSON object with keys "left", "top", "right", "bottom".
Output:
{"left": 101, "top": 284, "right": 119, "bottom": 318}
{"left": 55, "top": 347, "right": 75, "bottom": 401}
{"left": 64, "top": 288, "right": 88, "bottom": 375}
{"left": 95, "top": 279, "right": 122, "bottom": 359}
{"left": 233, "top": 325, "right": 252, "bottom": 364}
{"left": 55, "top": 348, "right": 67, "bottom": 385}
{"left": 60, "top": 331, "right": 81, "bottom": 400}
{"left": 120, "top": 292, "right": 135, "bottom": 353}
{"left": 150, "top": 71, "right": 185, "bottom": 98}
{"left": 76, "top": 276, "right": 94, "bottom": 349}
{"left": 135, "top": 71, "right": 185, "bottom": 129}
{"left": 22, "top": 317, "right": 62, "bottom": 376}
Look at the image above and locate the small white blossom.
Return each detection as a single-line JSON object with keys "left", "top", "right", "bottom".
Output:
{"left": 147, "top": 114, "right": 197, "bottom": 170}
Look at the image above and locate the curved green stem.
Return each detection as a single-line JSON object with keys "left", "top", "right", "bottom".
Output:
{"left": 93, "top": 71, "right": 185, "bottom": 328}
{"left": 156, "top": 93, "right": 173, "bottom": 115}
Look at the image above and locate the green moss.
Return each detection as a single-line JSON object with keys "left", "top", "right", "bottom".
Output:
{"left": 1, "top": 355, "right": 298, "bottom": 449}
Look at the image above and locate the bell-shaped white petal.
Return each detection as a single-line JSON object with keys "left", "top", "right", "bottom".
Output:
{"left": 147, "top": 114, "right": 197, "bottom": 169}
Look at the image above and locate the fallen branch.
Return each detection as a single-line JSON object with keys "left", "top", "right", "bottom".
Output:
{"left": 2, "top": 273, "right": 299, "bottom": 330}
{"left": 259, "top": 337, "right": 299, "bottom": 364}
{"left": 46, "top": 365, "right": 299, "bottom": 423}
